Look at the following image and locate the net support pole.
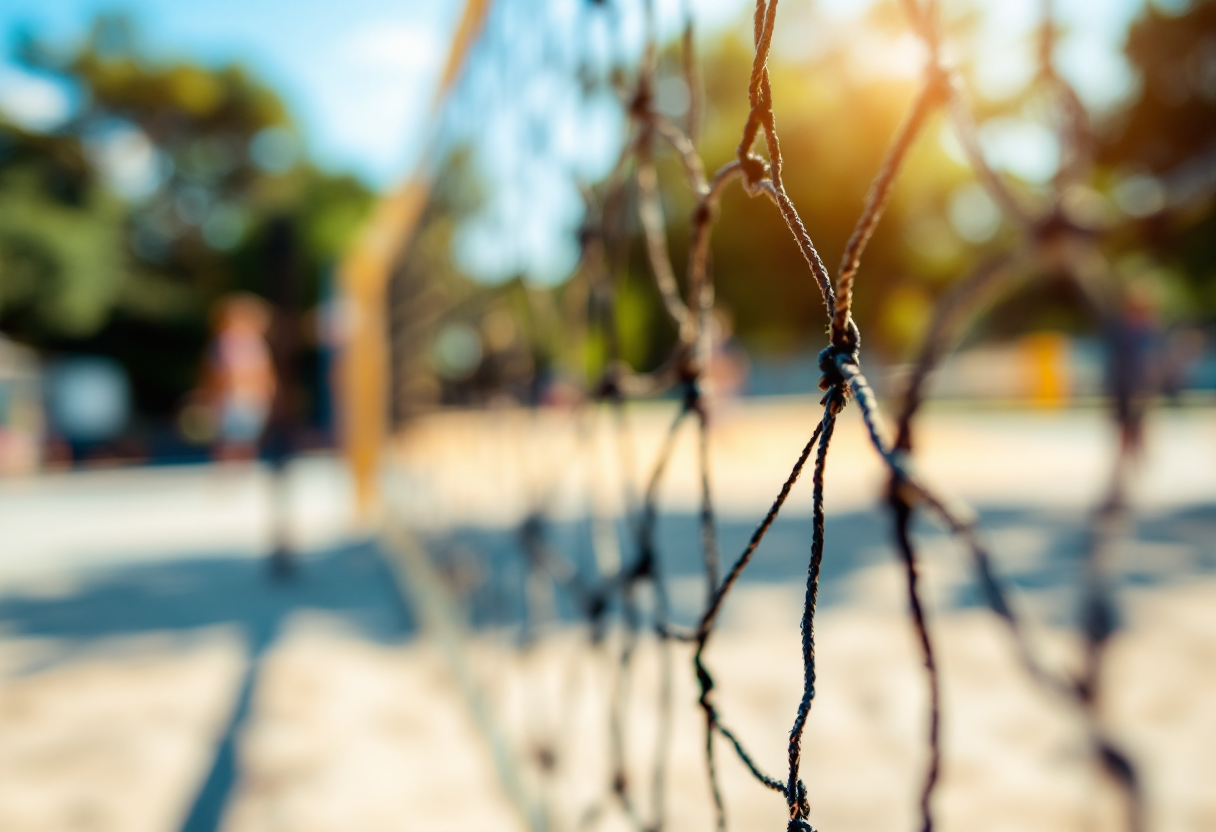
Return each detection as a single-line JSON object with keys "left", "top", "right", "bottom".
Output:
{"left": 337, "top": 0, "right": 494, "bottom": 517}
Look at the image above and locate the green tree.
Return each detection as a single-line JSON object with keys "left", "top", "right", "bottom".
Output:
{"left": 0, "top": 14, "right": 374, "bottom": 421}
{"left": 1101, "top": 0, "right": 1216, "bottom": 317}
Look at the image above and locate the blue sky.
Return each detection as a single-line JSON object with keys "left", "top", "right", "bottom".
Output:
{"left": 0, "top": 0, "right": 463, "bottom": 184}
{"left": 0, "top": 0, "right": 1163, "bottom": 186}
{"left": 0, "top": 0, "right": 751, "bottom": 187}
{"left": 0, "top": 0, "right": 1178, "bottom": 283}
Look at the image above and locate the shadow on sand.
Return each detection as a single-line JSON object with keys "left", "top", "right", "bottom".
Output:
{"left": 0, "top": 541, "right": 414, "bottom": 832}
{"left": 0, "top": 502, "right": 1211, "bottom": 830}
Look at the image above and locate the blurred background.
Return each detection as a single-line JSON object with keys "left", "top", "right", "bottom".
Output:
{"left": 0, "top": 0, "right": 1214, "bottom": 830}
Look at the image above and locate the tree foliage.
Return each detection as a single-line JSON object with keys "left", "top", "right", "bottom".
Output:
{"left": 0, "top": 15, "right": 373, "bottom": 417}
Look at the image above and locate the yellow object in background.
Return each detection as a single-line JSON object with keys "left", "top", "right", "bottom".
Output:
{"left": 1020, "top": 332, "right": 1070, "bottom": 409}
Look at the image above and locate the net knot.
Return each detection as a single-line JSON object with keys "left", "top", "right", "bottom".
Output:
{"left": 612, "top": 771, "right": 628, "bottom": 796}
{"left": 739, "top": 153, "right": 767, "bottom": 188}
{"left": 681, "top": 376, "right": 702, "bottom": 411}
{"left": 595, "top": 361, "right": 625, "bottom": 401}
{"left": 629, "top": 78, "right": 653, "bottom": 119}
{"left": 817, "top": 322, "right": 860, "bottom": 392}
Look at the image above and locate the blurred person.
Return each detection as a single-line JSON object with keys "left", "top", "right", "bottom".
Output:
{"left": 203, "top": 294, "right": 277, "bottom": 462}
{"left": 1108, "top": 282, "right": 1161, "bottom": 456}
{"left": 262, "top": 218, "right": 302, "bottom": 579}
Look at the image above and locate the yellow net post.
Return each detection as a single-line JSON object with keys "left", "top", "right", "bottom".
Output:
{"left": 336, "top": 0, "right": 493, "bottom": 517}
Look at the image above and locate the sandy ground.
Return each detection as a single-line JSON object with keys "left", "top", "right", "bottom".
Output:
{"left": 389, "top": 399, "right": 1216, "bottom": 528}
{"left": 217, "top": 614, "right": 520, "bottom": 832}
{"left": 0, "top": 401, "right": 1213, "bottom": 832}
{"left": 214, "top": 575, "right": 1216, "bottom": 832}
{"left": 4, "top": 578, "right": 1213, "bottom": 832}
{"left": 0, "top": 629, "right": 245, "bottom": 832}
